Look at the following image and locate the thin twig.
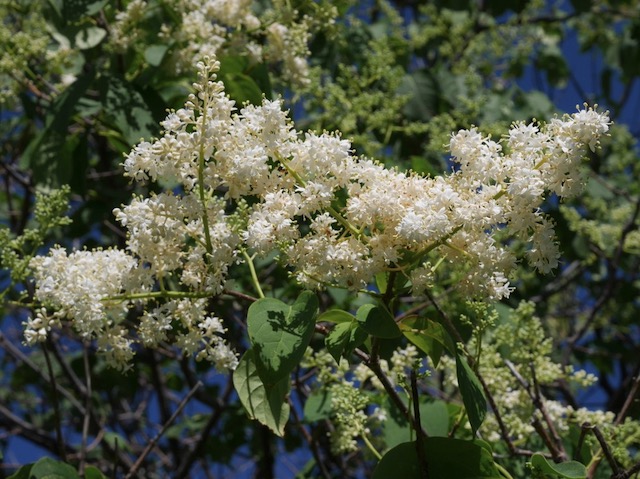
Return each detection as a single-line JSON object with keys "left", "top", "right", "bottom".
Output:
{"left": 174, "top": 377, "right": 234, "bottom": 479}
{"left": 366, "top": 355, "right": 429, "bottom": 438}
{"left": 504, "top": 360, "right": 563, "bottom": 461}
{"left": 42, "top": 340, "right": 66, "bottom": 460}
{"left": 79, "top": 343, "right": 92, "bottom": 475}
{"left": 589, "top": 423, "right": 621, "bottom": 475}
{"left": 529, "top": 362, "right": 567, "bottom": 461}
{"left": 125, "top": 381, "right": 203, "bottom": 479}
{"left": 223, "top": 288, "right": 258, "bottom": 303}
{"left": 412, "top": 370, "right": 429, "bottom": 479}
{"left": 288, "top": 397, "right": 333, "bottom": 479}
{"left": 148, "top": 351, "right": 181, "bottom": 461}
{"left": 574, "top": 425, "right": 589, "bottom": 461}
{"left": 617, "top": 460, "right": 640, "bottom": 479}
{"left": 112, "top": 438, "right": 119, "bottom": 479}
{"left": 0, "top": 403, "right": 76, "bottom": 456}
{"left": 49, "top": 335, "right": 87, "bottom": 396}
{"left": 615, "top": 374, "right": 640, "bottom": 426}
{"left": 0, "top": 332, "right": 85, "bottom": 413}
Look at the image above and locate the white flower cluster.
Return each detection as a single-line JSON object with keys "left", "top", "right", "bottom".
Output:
{"left": 110, "top": 0, "right": 314, "bottom": 85}
{"left": 354, "top": 344, "right": 421, "bottom": 391}
{"left": 219, "top": 97, "right": 606, "bottom": 298}
{"left": 265, "top": 21, "right": 311, "bottom": 86}
{"left": 27, "top": 248, "right": 151, "bottom": 369}
{"left": 109, "top": 0, "right": 148, "bottom": 52}
{"left": 27, "top": 57, "right": 609, "bottom": 370}
{"left": 159, "top": 0, "right": 260, "bottom": 74}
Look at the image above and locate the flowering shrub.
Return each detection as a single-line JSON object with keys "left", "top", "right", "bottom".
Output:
{"left": 27, "top": 57, "right": 609, "bottom": 367}
{"left": 19, "top": 56, "right": 628, "bottom": 477}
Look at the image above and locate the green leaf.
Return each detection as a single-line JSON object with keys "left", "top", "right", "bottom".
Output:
{"left": 6, "top": 464, "right": 33, "bottom": 479}
{"left": 456, "top": 354, "right": 487, "bottom": 435}
{"left": 20, "top": 73, "right": 95, "bottom": 189}
{"left": 398, "top": 69, "right": 462, "bottom": 122}
{"left": 356, "top": 303, "right": 401, "bottom": 339}
{"left": 530, "top": 454, "right": 587, "bottom": 479}
{"left": 84, "top": 466, "right": 107, "bottom": 479}
{"left": 400, "top": 317, "right": 455, "bottom": 366}
{"left": 74, "top": 26, "right": 106, "bottom": 50}
{"left": 103, "top": 431, "right": 132, "bottom": 453}
{"left": 303, "top": 389, "right": 333, "bottom": 422}
{"left": 421, "top": 400, "right": 450, "bottom": 437}
{"left": 403, "top": 329, "right": 443, "bottom": 366}
{"left": 384, "top": 399, "right": 451, "bottom": 449}
{"left": 316, "top": 309, "right": 355, "bottom": 324}
{"left": 372, "top": 439, "right": 501, "bottom": 479}
{"left": 99, "top": 75, "right": 160, "bottom": 146}
{"left": 247, "top": 291, "right": 318, "bottom": 384}
{"left": 218, "top": 55, "right": 249, "bottom": 75}
{"left": 218, "top": 55, "right": 272, "bottom": 99}
{"left": 233, "top": 349, "right": 290, "bottom": 437}
{"left": 144, "top": 45, "right": 169, "bottom": 67}
{"left": 398, "top": 70, "right": 439, "bottom": 121}
{"left": 223, "top": 73, "right": 263, "bottom": 106}
{"left": 247, "top": 62, "right": 272, "bottom": 99}
{"left": 27, "top": 458, "right": 80, "bottom": 479}
{"left": 325, "top": 320, "right": 367, "bottom": 362}
{"left": 63, "top": 0, "right": 108, "bottom": 20}
{"left": 375, "top": 272, "right": 388, "bottom": 293}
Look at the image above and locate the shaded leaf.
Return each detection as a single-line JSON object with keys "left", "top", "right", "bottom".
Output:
{"left": 456, "top": 354, "right": 487, "bottom": 435}
{"left": 303, "top": 389, "right": 333, "bottom": 422}
{"left": 99, "top": 75, "right": 160, "bottom": 146}
{"left": 21, "top": 73, "right": 94, "bottom": 188}
{"left": 325, "top": 320, "right": 367, "bottom": 362}
{"left": 84, "top": 466, "right": 107, "bottom": 479}
{"left": 144, "top": 45, "right": 168, "bottom": 66}
{"left": 29, "top": 458, "right": 79, "bottom": 479}
{"left": 247, "top": 291, "right": 318, "bottom": 384}
{"left": 6, "top": 464, "right": 32, "bottom": 479}
{"left": 400, "top": 317, "right": 455, "bottom": 366}
{"left": 316, "top": 309, "right": 354, "bottom": 324}
{"left": 356, "top": 303, "right": 401, "bottom": 339}
{"left": 373, "top": 439, "right": 501, "bottom": 479}
{"left": 221, "top": 73, "right": 263, "bottom": 106}
{"left": 530, "top": 454, "right": 587, "bottom": 479}
{"left": 233, "top": 349, "right": 290, "bottom": 436}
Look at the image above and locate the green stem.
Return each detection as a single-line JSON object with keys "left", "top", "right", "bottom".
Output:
{"left": 197, "top": 105, "right": 214, "bottom": 265}
{"left": 443, "top": 241, "right": 470, "bottom": 257}
{"left": 362, "top": 433, "right": 382, "bottom": 460}
{"left": 326, "top": 204, "right": 363, "bottom": 238}
{"left": 105, "top": 290, "right": 215, "bottom": 302}
{"left": 495, "top": 462, "right": 513, "bottom": 479}
{"left": 409, "top": 224, "right": 464, "bottom": 269}
{"left": 242, "top": 249, "right": 265, "bottom": 299}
